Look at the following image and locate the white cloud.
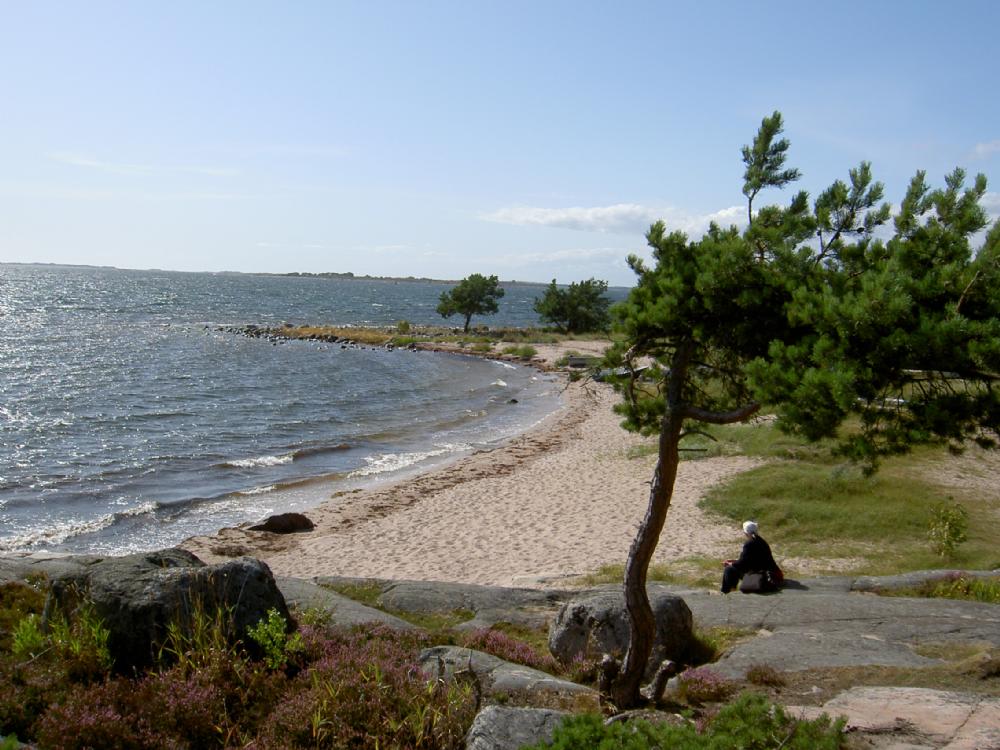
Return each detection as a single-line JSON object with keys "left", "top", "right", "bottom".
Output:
{"left": 46, "top": 152, "right": 239, "bottom": 177}
{"left": 505, "top": 246, "right": 626, "bottom": 264}
{"left": 972, "top": 140, "right": 1000, "bottom": 160}
{"left": 482, "top": 202, "right": 745, "bottom": 237}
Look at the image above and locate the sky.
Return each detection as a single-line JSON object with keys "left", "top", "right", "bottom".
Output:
{"left": 2, "top": 1, "right": 998, "bottom": 287}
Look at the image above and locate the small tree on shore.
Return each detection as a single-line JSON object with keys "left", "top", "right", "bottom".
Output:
{"left": 604, "top": 111, "right": 1000, "bottom": 709}
{"left": 533, "top": 278, "right": 612, "bottom": 333}
{"left": 436, "top": 274, "right": 505, "bottom": 332}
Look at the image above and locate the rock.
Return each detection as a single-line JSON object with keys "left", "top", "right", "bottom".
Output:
{"left": 248, "top": 512, "right": 315, "bottom": 534}
{"left": 45, "top": 548, "right": 289, "bottom": 672}
{"left": 548, "top": 589, "right": 694, "bottom": 679}
{"left": 788, "top": 687, "right": 1000, "bottom": 750}
{"left": 275, "top": 577, "right": 414, "bottom": 630}
{"left": 316, "top": 576, "right": 574, "bottom": 631}
{"left": 420, "top": 645, "right": 594, "bottom": 698}
{"left": 465, "top": 705, "right": 569, "bottom": 750}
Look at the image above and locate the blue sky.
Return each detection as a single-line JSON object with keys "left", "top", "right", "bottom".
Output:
{"left": 2, "top": 1, "right": 998, "bottom": 286}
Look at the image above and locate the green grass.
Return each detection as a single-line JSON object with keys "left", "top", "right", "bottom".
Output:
{"left": 578, "top": 556, "right": 721, "bottom": 589}
{"left": 620, "top": 418, "right": 1000, "bottom": 576}
{"left": 881, "top": 576, "right": 1000, "bottom": 604}
{"left": 501, "top": 344, "right": 538, "bottom": 359}
{"left": 699, "top": 443, "right": 1000, "bottom": 573}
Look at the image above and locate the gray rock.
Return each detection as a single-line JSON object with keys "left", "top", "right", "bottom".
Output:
{"left": 465, "top": 705, "right": 569, "bottom": 750}
{"left": 420, "top": 645, "right": 593, "bottom": 697}
{"left": 674, "top": 581, "right": 1000, "bottom": 679}
{"left": 248, "top": 512, "right": 315, "bottom": 534}
{"left": 276, "top": 577, "right": 414, "bottom": 629}
{"left": 548, "top": 589, "right": 693, "bottom": 677}
{"left": 45, "top": 548, "right": 288, "bottom": 672}
{"left": 316, "top": 575, "right": 574, "bottom": 630}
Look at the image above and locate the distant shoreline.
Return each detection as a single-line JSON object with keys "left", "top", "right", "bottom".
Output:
{"left": 2, "top": 261, "right": 628, "bottom": 290}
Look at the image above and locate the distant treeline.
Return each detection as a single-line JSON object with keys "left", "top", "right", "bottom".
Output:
{"left": 271, "top": 271, "right": 552, "bottom": 287}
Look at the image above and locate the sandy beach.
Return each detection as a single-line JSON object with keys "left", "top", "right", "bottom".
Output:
{"left": 182, "top": 341, "right": 761, "bottom": 586}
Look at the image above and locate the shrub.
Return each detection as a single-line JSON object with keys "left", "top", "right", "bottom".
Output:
{"left": 527, "top": 691, "right": 843, "bottom": 749}
{"left": 928, "top": 502, "right": 969, "bottom": 557}
{"left": 502, "top": 344, "right": 538, "bottom": 359}
{"left": 460, "top": 628, "right": 559, "bottom": 673}
{"left": 11, "top": 614, "right": 46, "bottom": 659}
{"left": 258, "top": 624, "right": 475, "bottom": 749}
{"left": 745, "top": 663, "right": 786, "bottom": 687}
{"left": 396, "top": 319, "right": 411, "bottom": 334}
{"left": 247, "top": 607, "right": 304, "bottom": 671}
{"left": 920, "top": 574, "right": 1000, "bottom": 603}
{"left": 675, "top": 667, "right": 736, "bottom": 704}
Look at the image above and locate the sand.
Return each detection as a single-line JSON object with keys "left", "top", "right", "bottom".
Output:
{"left": 181, "top": 341, "right": 762, "bottom": 587}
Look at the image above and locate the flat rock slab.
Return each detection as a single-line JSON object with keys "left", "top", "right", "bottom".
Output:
{"left": 276, "top": 577, "right": 414, "bottom": 630}
{"left": 316, "top": 576, "right": 575, "bottom": 630}
{"left": 667, "top": 583, "right": 1000, "bottom": 679}
{"left": 420, "top": 645, "right": 594, "bottom": 697}
{"left": 789, "top": 687, "right": 1000, "bottom": 750}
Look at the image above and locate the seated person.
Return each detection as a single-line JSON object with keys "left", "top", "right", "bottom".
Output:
{"left": 721, "top": 521, "right": 783, "bottom": 594}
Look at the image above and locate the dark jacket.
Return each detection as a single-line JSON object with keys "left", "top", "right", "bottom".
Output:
{"left": 732, "top": 534, "right": 779, "bottom": 576}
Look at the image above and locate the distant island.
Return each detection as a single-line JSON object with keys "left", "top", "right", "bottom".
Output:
{"left": 269, "top": 271, "right": 552, "bottom": 287}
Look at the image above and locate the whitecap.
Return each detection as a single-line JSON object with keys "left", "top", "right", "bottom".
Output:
{"left": 223, "top": 454, "right": 293, "bottom": 469}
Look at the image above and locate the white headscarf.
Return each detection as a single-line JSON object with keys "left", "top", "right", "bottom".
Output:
{"left": 742, "top": 520, "right": 758, "bottom": 536}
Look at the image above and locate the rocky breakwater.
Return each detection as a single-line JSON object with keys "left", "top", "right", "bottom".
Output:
{"left": 219, "top": 323, "right": 411, "bottom": 351}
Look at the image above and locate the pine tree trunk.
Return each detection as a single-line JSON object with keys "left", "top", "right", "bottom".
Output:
{"left": 610, "top": 342, "right": 693, "bottom": 709}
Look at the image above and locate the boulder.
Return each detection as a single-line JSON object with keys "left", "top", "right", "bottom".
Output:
{"left": 248, "top": 512, "right": 315, "bottom": 534}
{"left": 548, "top": 589, "right": 693, "bottom": 679}
{"left": 420, "top": 645, "right": 594, "bottom": 698}
{"left": 465, "top": 706, "right": 569, "bottom": 750}
{"left": 45, "top": 548, "right": 289, "bottom": 672}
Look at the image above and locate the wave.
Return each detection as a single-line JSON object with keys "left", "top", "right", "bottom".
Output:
{"left": 220, "top": 454, "right": 294, "bottom": 469}
{"left": 217, "top": 443, "right": 351, "bottom": 469}
{"left": 0, "top": 501, "right": 161, "bottom": 552}
{"left": 347, "top": 443, "right": 470, "bottom": 479}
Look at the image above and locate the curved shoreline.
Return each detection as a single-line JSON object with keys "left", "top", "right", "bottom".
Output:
{"left": 181, "top": 341, "right": 760, "bottom": 587}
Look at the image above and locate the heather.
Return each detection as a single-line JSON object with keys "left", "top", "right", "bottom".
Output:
{"left": 0, "top": 582, "right": 477, "bottom": 749}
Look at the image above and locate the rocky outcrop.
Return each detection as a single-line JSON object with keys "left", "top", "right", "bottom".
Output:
{"left": 276, "top": 577, "right": 413, "bottom": 629}
{"left": 45, "top": 548, "right": 288, "bottom": 672}
{"left": 789, "top": 687, "right": 1000, "bottom": 750}
{"left": 248, "top": 512, "right": 315, "bottom": 534}
{"left": 419, "top": 645, "right": 594, "bottom": 698}
{"left": 465, "top": 706, "right": 569, "bottom": 750}
{"left": 548, "top": 589, "right": 694, "bottom": 678}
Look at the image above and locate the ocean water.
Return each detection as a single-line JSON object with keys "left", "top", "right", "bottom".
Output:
{"left": 0, "top": 264, "right": 614, "bottom": 555}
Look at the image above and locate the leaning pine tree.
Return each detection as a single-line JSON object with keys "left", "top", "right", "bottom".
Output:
{"left": 604, "top": 111, "right": 1000, "bottom": 709}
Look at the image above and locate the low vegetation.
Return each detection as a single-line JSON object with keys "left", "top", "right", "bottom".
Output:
{"left": 0, "top": 580, "right": 477, "bottom": 749}
{"left": 525, "top": 691, "right": 845, "bottom": 750}
{"left": 624, "top": 418, "right": 1000, "bottom": 577}
{"left": 879, "top": 574, "right": 1000, "bottom": 604}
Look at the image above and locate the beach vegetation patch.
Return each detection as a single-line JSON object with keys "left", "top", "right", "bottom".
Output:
{"left": 524, "top": 691, "right": 844, "bottom": 749}
{"left": 882, "top": 574, "right": 1000, "bottom": 604}
{"left": 700, "top": 455, "right": 1000, "bottom": 573}
{"left": 321, "top": 579, "right": 384, "bottom": 608}
{"left": 928, "top": 501, "right": 970, "bottom": 558}
{"left": 502, "top": 344, "right": 538, "bottom": 359}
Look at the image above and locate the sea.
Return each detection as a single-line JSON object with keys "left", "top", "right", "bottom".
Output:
{"left": 0, "top": 264, "right": 625, "bottom": 556}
